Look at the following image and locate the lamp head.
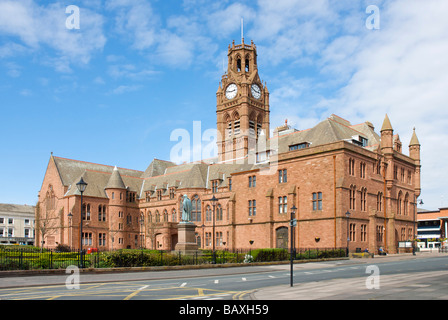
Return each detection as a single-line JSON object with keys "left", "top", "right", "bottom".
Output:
{"left": 76, "top": 177, "right": 88, "bottom": 193}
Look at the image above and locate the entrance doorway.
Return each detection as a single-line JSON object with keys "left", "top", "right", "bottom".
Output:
{"left": 276, "top": 227, "right": 288, "bottom": 249}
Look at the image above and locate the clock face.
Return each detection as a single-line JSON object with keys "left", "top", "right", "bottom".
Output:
{"left": 251, "top": 84, "right": 261, "bottom": 99}
{"left": 225, "top": 83, "right": 238, "bottom": 100}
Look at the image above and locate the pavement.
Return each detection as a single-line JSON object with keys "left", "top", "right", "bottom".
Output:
{"left": 1, "top": 252, "right": 447, "bottom": 300}
{"left": 252, "top": 252, "right": 448, "bottom": 300}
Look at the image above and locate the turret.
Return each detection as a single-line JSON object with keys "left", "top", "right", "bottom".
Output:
{"left": 105, "top": 166, "right": 126, "bottom": 204}
{"left": 409, "top": 128, "right": 421, "bottom": 197}
{"left": 380, "top": 114, "right": 394, "bottom": 155}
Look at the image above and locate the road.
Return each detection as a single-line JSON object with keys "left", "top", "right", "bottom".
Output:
{"left": 0, "top": 253, "right": 447, "bottom": 301}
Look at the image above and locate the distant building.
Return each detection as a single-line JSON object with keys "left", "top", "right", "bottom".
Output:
{"left": 0, "top": 203, "right": 35, "bottom": 245}
{"left": 36, "top": 40, "right": 421, "bottom": 254}
{"left": 417, "top": 207, "right": 448, "bottom": 249}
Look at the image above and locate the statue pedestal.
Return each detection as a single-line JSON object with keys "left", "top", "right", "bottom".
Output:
{"left": 175, "top": 222, "right": 198, "bottom": 253}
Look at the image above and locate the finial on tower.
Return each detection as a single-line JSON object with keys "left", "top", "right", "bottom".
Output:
{"left": 241, "top": 18, "right": 244, "bottom": 43}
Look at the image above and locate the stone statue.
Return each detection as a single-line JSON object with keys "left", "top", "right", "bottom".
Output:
{"left": 181, "top": 194, "right": 192, "bottom": 223}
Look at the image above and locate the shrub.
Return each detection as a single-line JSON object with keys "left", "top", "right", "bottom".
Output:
{"left": 55, "top": 244, "right": 72, "bottom": 252}
{"left": 251, "top": 249, "right": 289, "bottom": 262}
{"left": 99, "top": 250, "right": 172, "bottom": 268}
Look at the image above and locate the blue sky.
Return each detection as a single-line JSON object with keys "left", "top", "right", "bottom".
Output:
{"left": 0, "top": 0, "right": 447, "bottom": 210}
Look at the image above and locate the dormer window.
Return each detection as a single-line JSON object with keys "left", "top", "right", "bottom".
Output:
{"left": 256, "top": 150, "right": 270, "bottom": 163}
{"left": 169, "top": 187, "right": 175, "bottom": 199}
{"left": 211, "top": 180, "right": 219, "bottom": 193}
{"left": 350, "top": 135, "right": 368, "bottom": 147}
{"left": 289, "top": 142, "right": 310, "bottom": 151}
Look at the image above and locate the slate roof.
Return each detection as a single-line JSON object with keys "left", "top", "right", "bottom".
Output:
{"left": 0, "top": 203, "right": 35, "bottom": 215}
{"left": 53, "top": 157, "right": 143, "bottom": 187}
{"left": 274, "top": 114, "right": 380, "bottom": 154}
{"left": 52, "top": 157, "right": 144, "bottom": 199}
{"left": 52, "top": 114, "right": 385, "bottom": 200}
{"left": 105, "top": 166, "right": 127, "bottom": 190}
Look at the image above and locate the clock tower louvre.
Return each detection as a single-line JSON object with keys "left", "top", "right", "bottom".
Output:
{"left": 216, "top": 39, "right": 270, "bottom": 163}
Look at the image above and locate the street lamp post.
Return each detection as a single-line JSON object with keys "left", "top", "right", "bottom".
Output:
{"left": 210, "top": 195, "right": 218, "bottom": 264}
{"left": 76, "top": 177, "right": 88, "bottom": 268}
{"left": 67, "top": 212, "right": 73, "bottom": 249}
{"left": 290, "top": 205, "right": 297, "bottom": 287}
{"left": 140, "top": 214, "right": 144, "bottom": 254}
{"left": 413, "top": 198, "right": 423, "bottom": 255}
{"left": 345, "top": 210, "right": 351, "bottom": 257}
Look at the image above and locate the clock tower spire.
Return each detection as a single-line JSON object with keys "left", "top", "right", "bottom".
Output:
{"left": 216, "top": 39, "right": 270, "bottom": 163}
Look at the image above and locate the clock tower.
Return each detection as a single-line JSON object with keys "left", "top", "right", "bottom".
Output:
{"left": 216, "top": 39, "right": 270, "bottom": 162}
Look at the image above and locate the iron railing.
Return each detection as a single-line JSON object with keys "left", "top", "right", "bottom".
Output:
{"left": 0, "top": 246, "right": 347, "bottom": 271}
{"left": 0, "top": 247, "right": 99, "bottom": 271}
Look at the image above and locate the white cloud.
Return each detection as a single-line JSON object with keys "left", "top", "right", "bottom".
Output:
{"left": 206, "top": 3, "right": 256, "bottom": 39}
{"left": 106, "top": 0, "right": 159, "bottom": 50}
{"left": 270, "top": 0, "right": 448, "bottom": 209}
{"left": 0, "top": 0, "right": 106, "bottom": 71}
{"left": 108, "top": 63, "right": 158, "bottom": 79}
{"left": 252, "top": 0, "right": 448, "bottom": 209}
{"left": 110, "top": 84, "right": 141, "bottom": 95}
{"left": 250, "top": 0, "right": 336, "bottom": 65}
{"left": 19, "top": 89, "right": 32, "bottom": 96}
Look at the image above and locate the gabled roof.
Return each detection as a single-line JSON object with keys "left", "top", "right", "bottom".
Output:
{"left": 53, "top": 156, "right": 143, "bottom": 187}
{"left": 142, "top": 162, "right": 210, "bottom": 194}
{"left": 275, "top": 115, "right": 380, "bottom": 154}
{"left": 51, "top": 114, "right": 386, "bottom": 200}
{"left": 141, "top": 159, "right": 176, "bottom": 179}
{"left": 64, "top": 168, "right": 144, "bottom": 199}
{"left": 51, "top": 157, "right": 143, "bottom": 199}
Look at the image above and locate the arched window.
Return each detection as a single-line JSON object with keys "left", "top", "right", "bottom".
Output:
{"left": 257, "top": 115, "right": 263, "bottom": 137}
{"left": 349, "top": 185, "right": 356, "bottom": 210}
{"left": 249, "top": 112, "right": 256, "bottom": 137}
{"left": 206, "top": 205, "right": 212, "bottom": 222}
{"left": 155, "top": 210, "right": 160, "bottom": 222}
{"left": 360, "top": 187, "right": 367, "bottom": 211}
{"left": 82, "top": 204, "right": 91, "bottom": 221}
{"left": 225, "top": 114, "right": 232, "bottom": 138}
{"left": 217, "top": 204, "right": 223, "bottom": 221}
{"left": 349, "top": 158, "right": 355, "bottom": 176}
{"left": 82, "top": 203, "right": 86, "bottom": 220}
{"left": 397, "top": 191, "right": 403, "bottom": 215}
{"left": 404, "top": 193, "right": 409, "bottom": 216}
{"left": 163, "top": 210, "right": 168, "bottom": 222}
{"left": 172, "top": 209, "right": 177, "bottom": 222}
{"left": 192, "top": 195, "right": 201, "bottom": 222}
{"left": 377, "top": 192, "right": 383, "bottom": 211}
{"left": 148, "top": 211, "right": 152, "bottom": 223}
{"left": 233, "top": 111, "right": 240, "bottom": 136}
{"left": 98, "top": 205, "right": 106, "bottom": 222}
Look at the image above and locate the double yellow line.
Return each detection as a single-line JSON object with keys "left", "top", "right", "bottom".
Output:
{"left": 232, "top": 290, "right": 255, "bottom": 300}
